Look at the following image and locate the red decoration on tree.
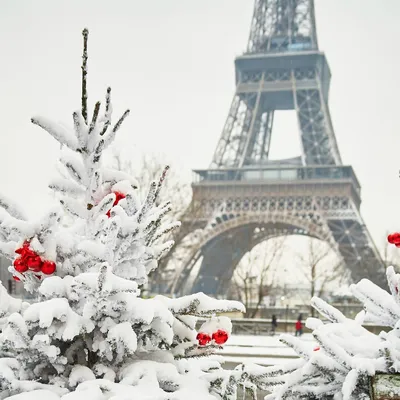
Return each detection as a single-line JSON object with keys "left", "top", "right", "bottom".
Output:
{"left": 13, "top": 241, "right": 56, "bottom": 279}
{"left": 106, "top": 191, "right": 126, "bottom": 217}
{"left": 196, "top": 332, "right": 211, "bottom": 346}
{"left": 41, "top": 261, "right": 56, "bottom": 275}
{"left": 388, "top": 233, "right": 400, "bottom": 246}
{"left": 13, "top": 258, "right": 28, "bottom": 273}
{"left": 12, "top": 276, "right": 20, "bottom": 281}
{"left": 313, "top": 346, "right": 320, "bottom": 351}
{"left": 212, "top": 329, "right": 229, "bottom": 345}
{"left": 26, "top": 255, "right": 42, "bottom": 272}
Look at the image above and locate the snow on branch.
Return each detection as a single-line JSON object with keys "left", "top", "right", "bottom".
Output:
{"left": 311, "top": 296, "right": 346, "bottom": 323}
{"left": 103, "top": 109, "right": 130, "bottom": 150}
{"left": 0, "top": 282, "right": 29, "bottom": 332}
{"left": 23, "top": 298, "right": 95, "bottom": 341}
{"left": 31, "top": 116, "right": 79, "bottom": 151}
{"left": 154, "top": 292, "right": 245, "bottom": 317}
{"left": 0, "top": 193, "right": 26, "bottom": 221}
{"left": 351, "top": 275, "right": 400, "bottom": 327}
{"left": 59, "top": 150, "right": 88, "bottom": 186}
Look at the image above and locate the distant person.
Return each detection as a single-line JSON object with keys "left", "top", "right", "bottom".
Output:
{"left": 295, "top": 315, "right": 303, "bottom": 337}
{"left": 271, "top": 314, "right": 278, "bottom": 335}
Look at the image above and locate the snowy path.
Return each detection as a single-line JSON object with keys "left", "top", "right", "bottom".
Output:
{"left": 218, "top": 333, "right": 316, "bottom": 367}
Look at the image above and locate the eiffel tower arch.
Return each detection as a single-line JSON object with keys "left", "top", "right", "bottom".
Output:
{"left": 170, "top": 0, "right": 386, "bottom": 296}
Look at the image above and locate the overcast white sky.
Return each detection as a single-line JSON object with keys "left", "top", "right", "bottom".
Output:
{"left": 1, "top": 0, "right": 400, "bottom": 255}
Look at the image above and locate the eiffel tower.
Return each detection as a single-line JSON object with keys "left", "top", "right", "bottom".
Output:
{"left": 170, "top": 0, "right": 386, "bottom": 296}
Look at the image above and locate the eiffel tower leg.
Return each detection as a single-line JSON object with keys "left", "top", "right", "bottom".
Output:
{"left": 259, "top": 111, "right": 274, "bottom": 161}
{"left": 211, "top": 70, "right": 276, "bottom": 168}
{"left": 293, "top": 71, "right": 341, "bottom": 165}
{"left": 211, "top": 93, "right": 255, "bottom": 168}
{"left": 327, "top": 212, "right": 386, "bottom": 287}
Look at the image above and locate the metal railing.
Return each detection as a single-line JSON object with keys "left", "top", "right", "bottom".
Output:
{"left": 197, "top": 318, "right": 389, "bottom": 336}
{"left": 193, "top": 165, "right": 360, "bottom": 190}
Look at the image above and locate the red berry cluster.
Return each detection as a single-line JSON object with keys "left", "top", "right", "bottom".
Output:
{"left": 13, "top": 241, "right": 56, "bottom": 280}
{"left": 388, "top": 233, "right": 400, "bottom": 247}
{"left": 196, "top": 329, "right": 229, "bottom": 346}
{"left": 106, "top": 191, "right": 126, "bottom": 218}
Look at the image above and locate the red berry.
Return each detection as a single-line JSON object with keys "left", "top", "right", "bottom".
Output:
{"left": 389, "top": 233, "right": 400, "bottom": 244}
{"left": 196, "top": 332, "right": 211, "bottom": 346}
{"left": 13, "top": 258, "right": 28, "bottom": 273}
{"left": 212, "top": 329, "right": 229, "bottom": 345}
{"left": 106, "top": 192, "right": 126, "bottom": 218}
{"left": 26, "top": 255, "right": 42, "bottom": 272}
{"left": 41, "top": 261, "right": 56, "bottom": 275}
{"left": 114, "top": 192, "right": 126, "bottom": 203}
{"left": 13, "top": 275, "right": 21, "bottom": 281}
{"left": 313, "top": 346, "right": 320, "bottom": 351}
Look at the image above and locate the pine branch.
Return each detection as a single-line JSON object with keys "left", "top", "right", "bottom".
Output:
{"left": 92, "top": 139, "right": 104, "bottom": 164}
{"left": 137, "top": 181, "right": 157, "bottom": 223}
{"left": 81, "top": 28, "right": 89, "bottom": 124}
{"left": 154, "top": 165, "right": 170, "bottom": 202}
{"left": 0, "top": 193, "right": 26, "bottom": 221}
{"left": 73, "top": 111, "right": 87, "bottom": 149}
{"left": 100, "top": 87, "right": 112, "bottom": 136}
{"left": 104, "top": 109, "right": 130, "bottom": 149}
{"left": 31, "top": 117, "right": 79, "bottom": 150}
{"left": 88, "top": 101, "right": 101, "bottom": 135}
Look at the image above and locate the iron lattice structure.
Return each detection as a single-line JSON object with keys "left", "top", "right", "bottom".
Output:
{"left": 169, "top": 0, "right": 386, "bottom": 296}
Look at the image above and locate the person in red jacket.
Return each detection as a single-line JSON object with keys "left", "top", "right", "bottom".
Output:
{"left": 295, "top": 314, "right": 303, "bottom": 336}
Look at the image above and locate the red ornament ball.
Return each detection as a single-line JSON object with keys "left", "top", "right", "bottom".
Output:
{"left": 106, "top": 191, "right": 126, "bottom": 217}
{"left": 388, "top": 233, "right": 400, "bottom": 245}
{"left": 114, "top": 192, "right": 126, "bottom": 203}
{"left": 26, "top": 256, "right": 42, "bottom": 272}
{"left": 196, "top": 332, "right": 211, "bottom": 346}
{"left": 212, "top": 329, "right": 229, "bottom": 345}
{"left": 41, "top": 261, "right": 56, "bottom": 275}
{"left": 14, "top": 258, "right": 28, "bottom": 273}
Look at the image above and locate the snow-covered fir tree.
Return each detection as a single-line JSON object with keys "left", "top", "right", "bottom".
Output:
{"left": 235, "top": 264, "right": 400, "bottom": 400}
{"left": 0, "top": 29, "right": 254, "bottom": 400}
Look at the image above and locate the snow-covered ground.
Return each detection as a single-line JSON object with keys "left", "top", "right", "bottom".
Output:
{"left": 218, "top": 333, "right": 316, "bottom": 367}
{"left": 225, "top": 333, "right": 315, "bottom": 347}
